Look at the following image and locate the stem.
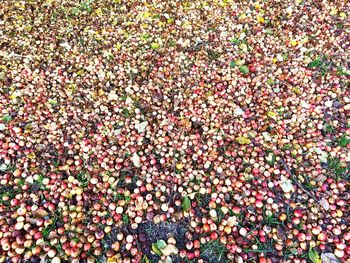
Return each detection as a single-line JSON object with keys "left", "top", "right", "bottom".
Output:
{"left": 279, "top": 159, "right": 318, "bottom": 202}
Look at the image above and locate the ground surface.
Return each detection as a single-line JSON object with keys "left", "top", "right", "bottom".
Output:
{"left": 0, "top": 0, "right": 349, "bottom": 262}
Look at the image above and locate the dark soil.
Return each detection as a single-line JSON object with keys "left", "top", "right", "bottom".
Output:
{"left": 135, "top": 220, "right": 190, "bottom": 263}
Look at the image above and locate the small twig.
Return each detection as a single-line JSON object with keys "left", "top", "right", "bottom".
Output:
{"left": 279, "top": 159, "right": 318, "bottom": 202}
{"left": 184, "top": 41, "right": 210, "bottom": 52}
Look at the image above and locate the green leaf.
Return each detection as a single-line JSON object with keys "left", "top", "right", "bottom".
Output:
{"left": 2, "top": 115, "right": 11, "bottom": 122}
{"left": 336, "top": 67, "right": 350, "bottom": 76}
{"left": 309, "top": 248, "right": 321, "bottom": 263}
{"left": 323, "top": 123, "right": 335, "bottom": 134}
{"left": 152, "top": 240, "right": 167, "bottom": 256}
{"left": 27, "top": 152, "right": 36, "bottom": 159}
{"left": 292, "top": 87, "right": 301, "bottom": 95}
{"left": 48, "top": 99, "right": 58, "bottom": 105}
{"left": 267, "top": 78, "right": 274, "bottom": 85}
{"left": 152, "top": 243, "right": 162, "bottom": 256}
{"left": 236, "top": 136, "right": 251, "bottom": 145}
{"left": 337, "top": 135, "right": 350, "bottom": 147}
{"left": 140, "top": 33, "right": 150, "bottom": 41}
{"left": 235, "top": 60, "right": 245, "bottom": 66}
{"left": 151, "top": 42, "right": 160, "bottom": 50}
{"left": 70, "top": 7, "right": 81, "bottom": 16}
{"left": 24, "top": 123, "right": 33, "bottom": 133}
{"left": 77, "top": 69, "right": 85, "bottom": 76}
{"left": 239, "top": 65, "right": 249, "bottom": 74}
{"left": 230, "top": 38, "right": 240, "bottom": 44}
{"left": 182, "top": 196, "right": 191, "bottom": 212}
{"left": 265, "top": 29, "right": 273, "bottom": 35}
{"left": 156, "top": 240, "right": 167, "bottom": 250}
{"left": 267, "top": 111, "right": 277, "bottom": 120}
{"left": 308, "top": 57, "right": 322, "bottom": 68}
{"left": 230, "top": 60, "right": 236, "bottom": 67}
{"left": 142, "top": 255, "right": 150, "bottom": 263}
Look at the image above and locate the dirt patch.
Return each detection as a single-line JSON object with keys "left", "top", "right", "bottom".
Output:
{"left": 133, "top": 219, "right": 190, "bottom": 262}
